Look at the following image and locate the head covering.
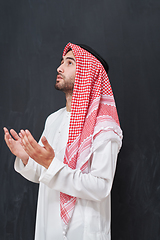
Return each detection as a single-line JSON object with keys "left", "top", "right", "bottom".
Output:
{"left": 77, "top": 43, "right": 109, "bottom": 73}
{"left": 60, "top": 43, "right": 122, "bottom": 232}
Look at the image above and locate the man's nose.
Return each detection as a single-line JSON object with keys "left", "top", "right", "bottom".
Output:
{"left": 57, "top": 65, "right": 64, "bottom": 73}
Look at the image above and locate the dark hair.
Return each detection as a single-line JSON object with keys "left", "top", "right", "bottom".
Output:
{"left": 66, "top": 48, "right": 72, "bottom": 54}
{"left": 77, "top": 44, "right": 109, "bottom": 73}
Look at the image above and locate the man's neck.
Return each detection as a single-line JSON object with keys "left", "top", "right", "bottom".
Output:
{"left": 65, "top": 93, "right": 72, "bottom": 112}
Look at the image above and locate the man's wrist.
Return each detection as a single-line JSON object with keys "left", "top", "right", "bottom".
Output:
{"left": 22, "top": 157, "right": 29, "bottom": 166}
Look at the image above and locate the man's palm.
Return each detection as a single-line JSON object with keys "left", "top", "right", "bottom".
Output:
{"left": 4, "top": 127, "right": 29, "bottom": 162}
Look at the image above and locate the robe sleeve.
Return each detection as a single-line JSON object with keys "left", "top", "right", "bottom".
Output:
{"left": 39, "top": 139, "right": 119, "bottom": 201}
{"left": 14, "top": 156, "right": 44, "bottom": 183}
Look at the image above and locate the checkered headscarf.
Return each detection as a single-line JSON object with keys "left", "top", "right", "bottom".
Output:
{"left": 60, "top": 43, "right": 122, "bottom": 231}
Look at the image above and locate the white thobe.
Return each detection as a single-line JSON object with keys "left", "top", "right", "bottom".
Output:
{"left": 15, "top": 107, "right": 119, "bottom": 240}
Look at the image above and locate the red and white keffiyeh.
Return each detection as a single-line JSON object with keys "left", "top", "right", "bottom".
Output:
{"left": 60, "top": 43, "right": 122, "bottom": 230}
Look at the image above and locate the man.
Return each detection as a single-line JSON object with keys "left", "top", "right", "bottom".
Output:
{"left": 4, "top": 43, "right": 122, "bottom": 240}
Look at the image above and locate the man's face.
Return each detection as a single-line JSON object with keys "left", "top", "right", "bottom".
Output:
{"left": 55, "top": 50, "right": 76, "bottom": 94}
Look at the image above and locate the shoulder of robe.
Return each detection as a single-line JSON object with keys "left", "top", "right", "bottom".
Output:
{"left": 45, "top": 107, "right": 66, "bottom": 127}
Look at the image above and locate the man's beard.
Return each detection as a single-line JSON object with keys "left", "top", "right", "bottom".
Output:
{"left": 54, "top": 75, "right": 74, "bottom": 94}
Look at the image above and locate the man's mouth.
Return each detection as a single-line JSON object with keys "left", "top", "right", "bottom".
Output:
{"left": 56, "top": 75, "right": 63, "bottom": 82}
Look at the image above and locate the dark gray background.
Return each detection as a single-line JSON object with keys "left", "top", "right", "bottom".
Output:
{"left": 0, "top": 0, "right": 160, "bottom": 239}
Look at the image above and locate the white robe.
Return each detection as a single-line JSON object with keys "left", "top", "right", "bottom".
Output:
{"left": 15, "top": 107, "right": 120, "bottom": 240}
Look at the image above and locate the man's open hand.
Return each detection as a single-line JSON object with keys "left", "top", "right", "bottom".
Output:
{"left": 19, "top": 129, "right": 55, "bottom": 169}
{"left": 3, "top": 127, "right": 29, "bottom": 165}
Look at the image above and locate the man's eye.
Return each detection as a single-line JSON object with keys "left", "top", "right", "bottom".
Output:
{"left": 68, "top": 61, "right": 72, "bottom": 65}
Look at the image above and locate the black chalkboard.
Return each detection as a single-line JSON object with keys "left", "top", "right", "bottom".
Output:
{"left": 0, "top": 0, "right": 160, "bottom": 239}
